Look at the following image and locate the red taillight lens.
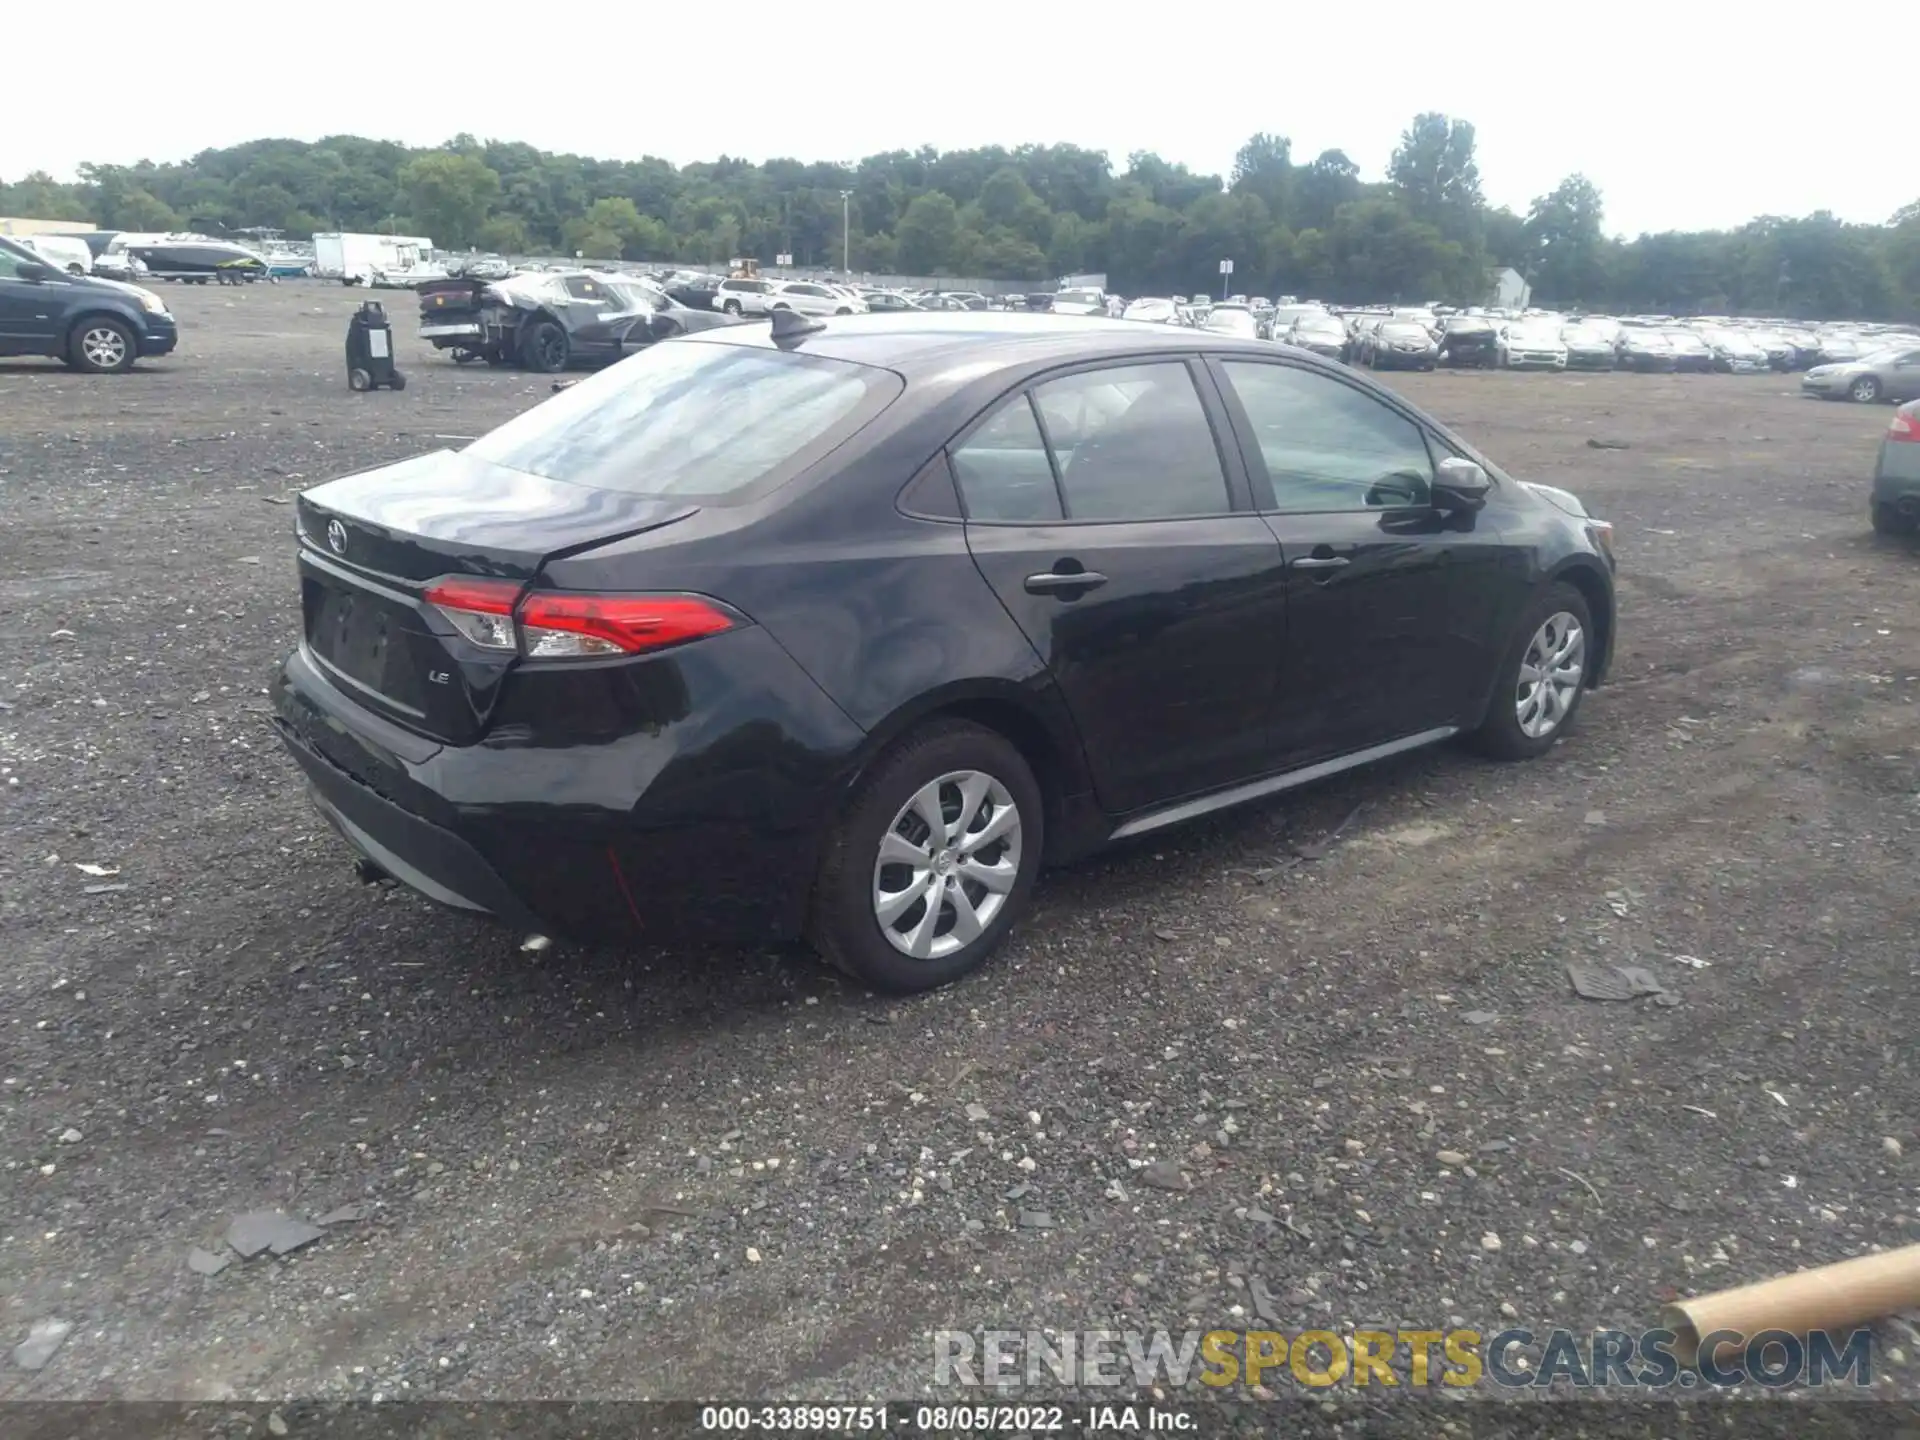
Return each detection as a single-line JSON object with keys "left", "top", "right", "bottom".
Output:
{"left": 1890, "top": 412, "right": 1919, "bottom": 443}
{"left": 422, "top": 577, "right": 739, "bottom": 658}
{"left": 519, "top": 594, "right": 738, "bottom": 657}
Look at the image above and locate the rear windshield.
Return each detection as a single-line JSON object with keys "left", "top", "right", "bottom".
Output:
{"left": 464, "top": 338, "right": 900, "bottom": 500}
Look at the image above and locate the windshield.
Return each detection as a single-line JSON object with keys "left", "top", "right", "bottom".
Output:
{"left": 1294, "top": 317, "right": 1345, "bottom": 336}
{"left": 465, "top": 339, "right": 900, "bottom": 500}
{"left": 1858, "top": 346, "right": 1912, "bottom": 366}
{"left": 1664, "top": 332, "right": 1708, "bottom": 350}
{"left": 1562, "top": 326, "right": 1607, "bottom": 344}
{"left": 1381, "top": 323, "right": 1429, "bottom": 340}
{"left": 1509, "top": 323, "right": 1561, "bottom": 343}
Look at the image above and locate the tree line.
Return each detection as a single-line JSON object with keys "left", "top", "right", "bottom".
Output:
{"left": 5, "top": 117, "right": 1916, "bottom": 320}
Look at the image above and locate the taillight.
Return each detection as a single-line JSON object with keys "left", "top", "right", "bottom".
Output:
{"left": 423, "top": 578, "right": 740, "bottom": 659}
{"left": 1890, "top": 412, "right": 1919, "bottom": 443}
{"left": 519, "top": 594, "right": 738, "bottom": 657}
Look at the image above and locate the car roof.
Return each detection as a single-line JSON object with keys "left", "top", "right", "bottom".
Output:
{"left": 683, "top": 310, "right": 1275, "bottom": 377}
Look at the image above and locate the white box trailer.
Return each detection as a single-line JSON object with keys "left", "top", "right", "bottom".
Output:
{"left": 312, "top": 233, "right": 438, "bottom": 285}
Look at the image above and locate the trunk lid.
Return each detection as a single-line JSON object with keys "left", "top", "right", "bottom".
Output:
{"left": 294, "top": 448, "right": 696, "bottom": 743}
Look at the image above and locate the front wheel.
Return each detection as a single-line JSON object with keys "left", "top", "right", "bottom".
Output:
{"left": 1470, "top": 582, "right": 1594, "bottom": 761}
{"left": 808, "top": 721, "right": 1042, "bottom": 994}
{"left": 722, "top": 298, "right": 742, "bottom": 315}
{"left": 1850, "top": 375, "right": 1882, "bottom": 404}
{"left": 68, "top": 317, "right": 137, "bottom": 374}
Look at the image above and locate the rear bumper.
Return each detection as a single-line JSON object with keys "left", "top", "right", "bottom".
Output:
{"left": 1873, "top": 442, "right": 1920, "bottom": 497}
{"left": 276, "top": 715, "right": 547, "bottom": 933}
{"left": 270, "top": 628, "right": 867, "bottom": 946}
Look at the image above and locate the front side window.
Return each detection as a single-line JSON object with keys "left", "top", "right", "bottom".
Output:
{"left": 465, "top": 338, "right": 898, "bottom": 500}
{"left": 1220, "top": 361, "right": 1434, "bottom": 512}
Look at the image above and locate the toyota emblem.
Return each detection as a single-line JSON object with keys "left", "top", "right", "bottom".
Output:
{"left": 326, "top": 519, "right": 348, "bottom": 556}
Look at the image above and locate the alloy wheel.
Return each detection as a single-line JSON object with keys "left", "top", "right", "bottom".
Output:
{"left": 872, "top": 770, "right": 1022, "bottom": 960}
{"left": 81, "top": 327, "right": 129, "bottom": 370}
{"left": 1515, "top": 611, "right": 1586, "bottom": 739}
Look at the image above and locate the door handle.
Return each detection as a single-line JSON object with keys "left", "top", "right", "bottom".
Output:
{"left": 1290, "top": 555, "right": 1350, "bottom": 570}
{"left": 1024, "top": 569, "right": 1108, "bottom": 595}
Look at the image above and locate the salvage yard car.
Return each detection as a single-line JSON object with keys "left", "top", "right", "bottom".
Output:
{"left": 0, "top": 234, "right": 178, "bottom": 373}
{"left": 416, "top": 269, "right": 738, "bottom": 372}
{"left": 1436, "top": 315, "right": 1501, "bottom": 368}
{"left": 1871, "top": 400, "right": 1920, "bottom": 534}
{"left": 1801, "top": 342, "right": 1920, "bottom": 404}
{"left": 271, "top": 311, "right": 1617, "bottom": 994}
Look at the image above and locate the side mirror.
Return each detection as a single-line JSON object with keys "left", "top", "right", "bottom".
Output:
{"left": 17, "top": 260, "right": 55, "bottom": 283}
{"left": 1433, "top": 456, "right": 1492, "bottom": 510}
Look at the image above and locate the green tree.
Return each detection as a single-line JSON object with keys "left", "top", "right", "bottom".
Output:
{"left": 895, "top": 191, "right": 961, "bottom": 273}
{"left": 1526, "top": 175, "right": 1608, "bottom": 304}
{"left": 1229, "top": 133, "right": 1294, "bottom": 228}
{"left": 476, "top": 215, "right": 530, "bottom": 255}
{"left": 1389, "top": 114, "right": 1483, "bottom": 242}
{"left": 397, "top": 152, "right": 500, "bottom": 249}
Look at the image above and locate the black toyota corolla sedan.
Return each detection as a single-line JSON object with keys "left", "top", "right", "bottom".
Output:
{"left": 272, "top": 311, "right": 1617, "bottom": 993}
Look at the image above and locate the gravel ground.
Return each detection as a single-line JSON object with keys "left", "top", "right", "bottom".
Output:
{"left": 2, "top": 283, "right": 1918, "bottom": 1423}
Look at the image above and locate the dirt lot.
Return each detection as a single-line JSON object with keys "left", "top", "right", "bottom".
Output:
{"left": 2, "top": 284, "right": 1917, "bottom": 1421}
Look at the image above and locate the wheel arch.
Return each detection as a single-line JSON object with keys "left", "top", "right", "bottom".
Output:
{"left": 1548, "top": 557, "right": 1615, "bottom": 688}
{"left": 839, "top": 679, "right": 1098, "bottom": 865}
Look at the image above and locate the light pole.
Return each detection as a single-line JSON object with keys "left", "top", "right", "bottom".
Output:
{"left": 840, "top": 190, "right": 853, "bottom": 276}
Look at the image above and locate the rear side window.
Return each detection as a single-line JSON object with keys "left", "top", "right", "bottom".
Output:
{"left": 1034, "top": 364, "right": 1231, "bottom": 521}
{"left": 951, "top": 397, "right": 1063, "bottom": 523}
{"left": 953, "top": 363, "right": 1231, "bottom": 524}
{"left": 465, "top": 339, "right": 900, "bottom": 501}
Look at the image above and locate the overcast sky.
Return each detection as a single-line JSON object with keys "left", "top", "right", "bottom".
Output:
{"left": 5, "top": 2, "right": 1905, "bottom": 239}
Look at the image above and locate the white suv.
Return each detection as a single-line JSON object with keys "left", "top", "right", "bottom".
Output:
{"left": 711, "top": 277, "right": 778, "bottom": 315}
{"left": 768, "top": 281, "right": 869, "bottom": 317}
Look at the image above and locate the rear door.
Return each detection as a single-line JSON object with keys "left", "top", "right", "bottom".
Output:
{"left": 1210, "top": 356, "right": 1514, "bottom": 765}
{"left": 954, "top": 358, "right": 1289, "bottom": 816}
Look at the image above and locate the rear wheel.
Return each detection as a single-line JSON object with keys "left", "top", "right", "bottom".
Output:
{"left": 722, "top": 298, "right": 742, "bottom": 315}
{"left": 1470, "top": 582, "right": 1593, "bottom": 761}
{"left": 808, "top": 721, "right": 1042, "bottom": 994}
{"left": 519, "top": 318, "right": 570, "bottom": 373}
{"left": 1872, "top": 502, "right": 1915, "bottom": 536}
{"left": 347, "top": 367, "right": 372, "bottom": 392}
{"left": 68, "top": 317, "right": 136, "bottom": 374}
{"left": 1849, "top": 375, "right": 1882, "bottom": 404}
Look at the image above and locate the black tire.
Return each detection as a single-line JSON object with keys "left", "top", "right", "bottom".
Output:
{"left": 518, "top": 318, "right": 570, "bottom": 373}
{"left": 835, "top": 306, "right": 852, "bottom": 315}
{"left": 722, "top": 298, "right": 742, "bottom": 315}
{"left": 67, "top": 316, "right": 137, "bottom": 374}
{"left": 808, "top": 720, "right": 1043, "bottom": 995}
{"left": 347, "top": 368, "right": 372, "bottom": 392}
{"left": 1871, "top": 502, "right": 1914, "bottom": 537}
{"left": 66, "top": 263, "right": 85, "bottom": 276}
{"left": 1469, "top": 581, "right": 1595, "bottom": 761}
{"left": 1849, "top": 375, "right": 1882, "bottom": 404}
{"left": 390, "top": 371, "right": 407, "bottom": 392}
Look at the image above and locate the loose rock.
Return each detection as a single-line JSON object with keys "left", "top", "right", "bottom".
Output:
{"left": 12, "top": 1318, "right": 72, "bottom": 1371}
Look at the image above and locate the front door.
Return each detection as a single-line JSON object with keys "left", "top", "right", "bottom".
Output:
{"left": 1209, "top": 356, "right": 1503, "bottom": 765}
{"left": 0, "top": 244, "right": 61, "bottom": 353}
{"left": 952, "top": 359, "right": 1289, "bottom": 816}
